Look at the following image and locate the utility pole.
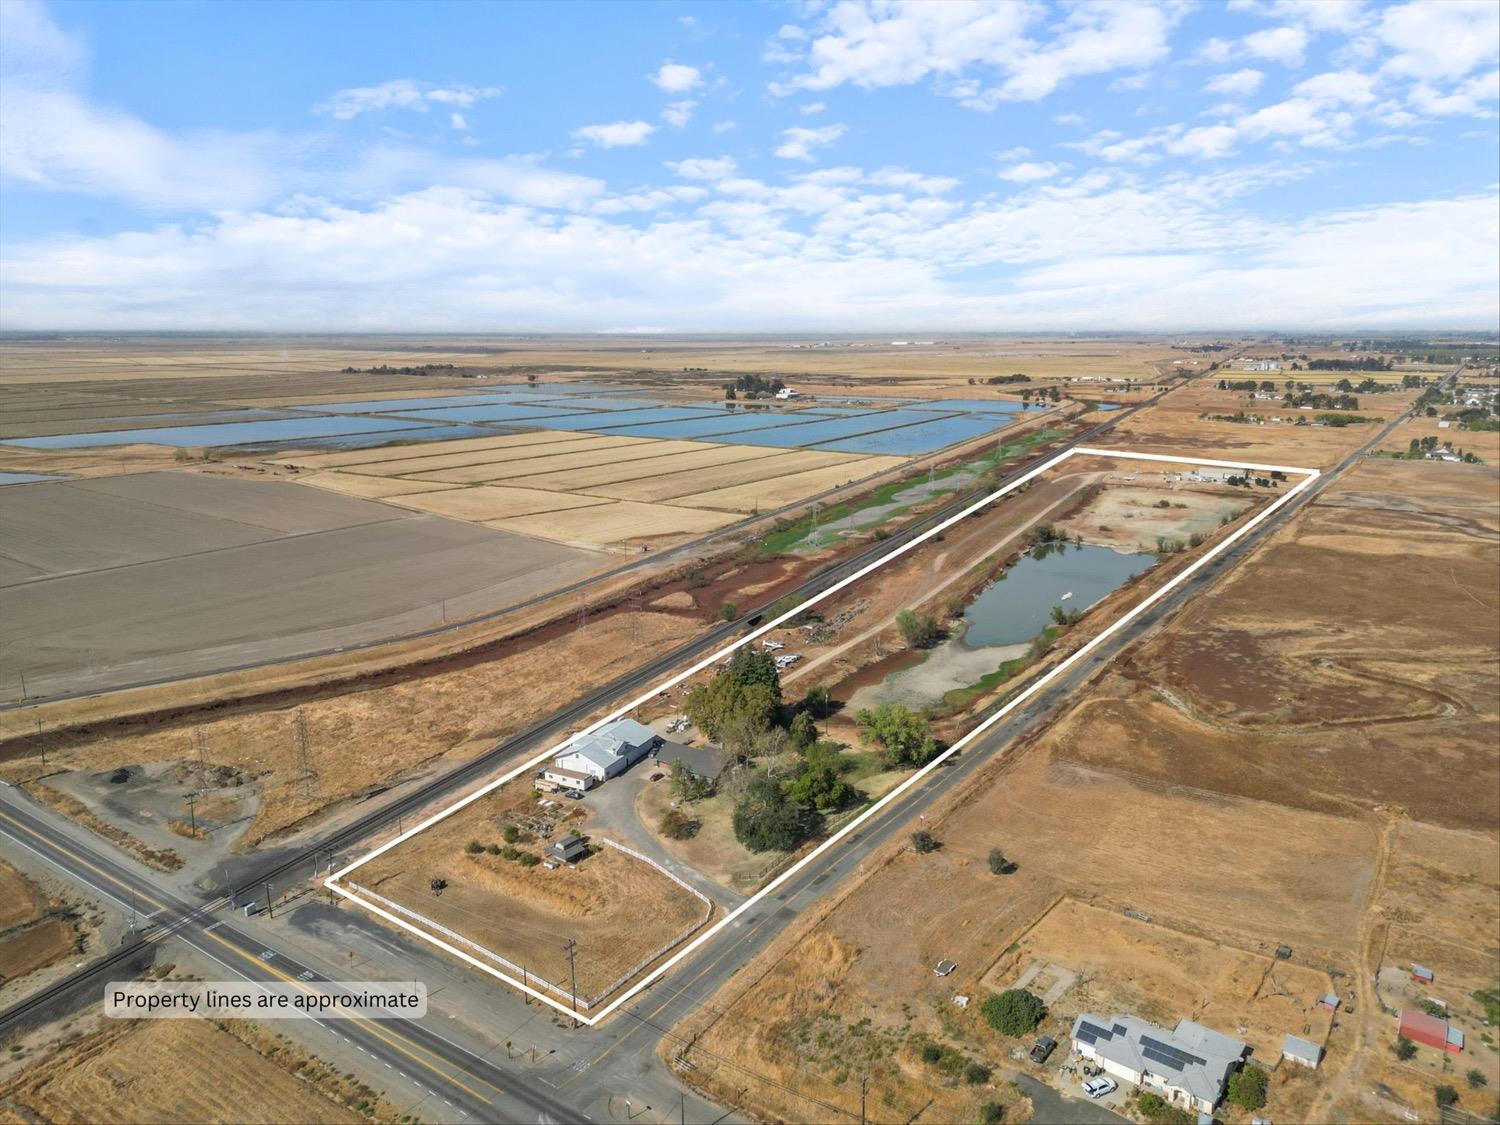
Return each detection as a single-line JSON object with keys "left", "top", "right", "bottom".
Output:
{"left": 264, "top": 882, "right": 274, "bottom": 919}
{"left": 859, "top": 1072, "right": 868, "bottom": 1125}
{"left": 186, "top": 793, "right": 198, "bottom": 836}
{"left": 562, "top": 938, "right": 579, "bottom": 1027}
{"left": 37, "top": 717, "right": 46, "bottom": 771}
{"left": 193, "top": 726, "right": 208, "bottom": 789}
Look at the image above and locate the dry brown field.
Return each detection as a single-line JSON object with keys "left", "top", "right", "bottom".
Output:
{"left": 1093, "top": 382, "right": 1413, "bottom": 469}
{"left": 355, "top": 786, "right": 709, "bottom": 1002}
{"left": 0, "top": 1018, "right": 392, "bottom": 1124}
{"left": 298, "top": 473, "right": 461, "bottom": 499}
{"left": 282, "top": 429, "right": 602, "bottom": 470}
{"left": 670, "top": 427, "right": 1499, "bottom": 1125}
{"left": 0, "top": 610, "right": 702, "bottom": 846}
{"left": 0, "top": 860, "right": 73, "bottom": 985}
{"left": 390, "top": 485, "right": 613, "bottom": 522}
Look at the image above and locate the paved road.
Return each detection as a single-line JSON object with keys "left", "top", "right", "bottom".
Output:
{"left": 8, "top": 363, "right": 1448, "bottom": 1122}
{"left": 1012, "top": 1075, "right": 1131, "bottom": 1124}
{"left": 0, "top": 788, "right": 590, "bottom": 1124}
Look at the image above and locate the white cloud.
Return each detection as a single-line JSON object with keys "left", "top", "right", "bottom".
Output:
{"left": 449, "top": 112, "right": 468, "bottom": 130}
{"left": 6, "top": 183, "right": 1493, "bottom": 332}
{"left": 1293, "top": 70, "right": 1377, "bottom": 105}
{"left": 711, "top": 119, "right": 738, "bottom": 134}
{"left": 570, "top": 120, "right": 656, "bottom": 148}
{"left": 997, "top": 161, "right": 1062, "bottom": 182}
{"left": 1378, "top": 0, "right": 1499, "bottom": 81}
{"left": 650, "top": 63, "right": 702, "bottom": 93}
{"left": 800, "top": 101, "right": 827, "bottom": 115}
{"left": 1243, "top": 26, "right": 1309, "bottom": 66}
{"left": 770, "top": 0, "right": 1179, "bottom": 108}
{"left": 774, "top": 123, "right": 846, "bottom": 161}
{"left": 662, "top": 100, "right": 696, "bottom": 128}
{"left": 315, "top": 79, "right": 499, "bottom": 120}
{"left": 666, "top": 155, "right": 738, "bottom": 180}
{"left": 1206, "top": 69, "right": 1264, "bottom": 97}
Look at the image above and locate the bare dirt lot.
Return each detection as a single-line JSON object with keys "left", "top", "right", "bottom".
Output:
{"left": 0, "top": 472, "right": 602, "bottom": 698}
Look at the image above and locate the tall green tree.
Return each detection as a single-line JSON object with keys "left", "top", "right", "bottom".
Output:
{"left": 727, "top": 646, "right": 782, "bottom": 704}
{"left": 787, "top": 741, "right": 855, "bottom": 811}
{"left": 732, "top": 773, "right": 819, "bottom": 852}
{"left": 856, "top": 703, "right": 939, "bottom": 768}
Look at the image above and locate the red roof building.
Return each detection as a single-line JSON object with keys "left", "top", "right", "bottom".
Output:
{"left": 1399, "top": 1010, "right": 1463, "bottom": 1054}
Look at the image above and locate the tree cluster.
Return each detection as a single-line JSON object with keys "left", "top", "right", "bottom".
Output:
{"left": 855, "top": 703, "right": 940, "bottom": 769}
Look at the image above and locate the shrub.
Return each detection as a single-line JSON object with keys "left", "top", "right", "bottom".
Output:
{"left": 980, "top": 990, "right": 1044, "bottom": 1037}
{"left": 1226, "top": 1065, "right": 1268, "bottom": 1110}
{"left": 964, "top": 1061, "right": 992, "bottom": 1085}
{"left": 1135, "top": 1092, "right": 1196, "bottom": 1124}
{"left": 464, "top": 840, "right": 483, "bottom": 854}
{"left": 484, "top": 843, "right": 501, "bottom": 855}
{"left": 720, "top": 602, "right": 738, "bottom": 622}
{"left": 910, "top": 830, "right": 939, "bottom": 854}
{"left": 856, "top": 703, "right": 940, "bottom": 768}
{"left": 660, "top": 808, "right": 700, "bottom": 840}
{"left": 501, "top": 845, "right": 521, "bottom": 860}
{"left": 502, "top": 825, "right": 520, "bottom": 844}
{"left": 1435, "top": 1085, "right": 1459, "bottom": 1107}
{"left": 987, "top": 848, "right": 1015, "bottom": 875}
{"left": 896, "top": 609, "right": 943, "bottom": 649}
{"left": 920, "top": 1042, "right": 943, "bottom": 1064}
{"left": 1466, "top": 1069, "right": 1488, "bottom": 1089}
{"left": 976, "top": 1104, "right": 1004, "bottom": 1125}
{"left": 516, "top": 851, "right": 540, "bottom": 867}
{"left": 1395, "top": 1036, "right": 1417, "bottom": 1061}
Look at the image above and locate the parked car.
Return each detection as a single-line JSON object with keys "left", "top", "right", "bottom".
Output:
{"left": 1081, "top": 1077, "right": 1117, "bottom": 1099}
{"left": 1029, "top": 1035, "right": 1057, "bottom": 1064}
{"left": 562, "top": 789, "right": 586, "bottom": 800}
{"left": 932, "top": 959, "right": 957, "bottom": 977}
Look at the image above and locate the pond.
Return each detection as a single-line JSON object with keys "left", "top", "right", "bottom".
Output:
{"left": 963, "top": 542, "right": 1155, "bottom": 646}
{"left": 851, "top": 542, "right": 1155, "bottom": 710}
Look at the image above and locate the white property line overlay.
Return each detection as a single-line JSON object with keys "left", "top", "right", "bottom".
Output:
{"left": 328, "top": 445, "right": 1320, "bottom": 1025}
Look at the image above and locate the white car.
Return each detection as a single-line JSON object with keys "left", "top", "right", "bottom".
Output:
{"left": 762, "top": 640, "right": 785, "bottom": 651}
{"left": 1081, "top": 1077, "right": 1117, "bottom": 1099}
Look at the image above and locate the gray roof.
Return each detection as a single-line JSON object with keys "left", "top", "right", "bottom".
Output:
{"left": 1283, "top": 1034, "right": 1321, "bottom": 1064}
{"left": 559, "top": 718, "right": 658, "bottom": 771}
{"left": 1071, "top": 1013, "right": 1247, "bottom": 1107}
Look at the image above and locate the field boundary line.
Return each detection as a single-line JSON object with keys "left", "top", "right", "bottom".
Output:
{"left": 328, "top": 445, "right": 1320, "bottom": 1025}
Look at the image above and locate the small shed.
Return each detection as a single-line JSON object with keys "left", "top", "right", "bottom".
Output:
{"left": 1283, "top": 1034, "right": 1322, "bottom": 1069}
{"left": 1411, "top": 964, "right": 1435, "bottom": 984}
{"left": 549, "top": 834, "right": 589, "bottom": 863}
{"left": 1319, "top": 993, "right": 1341, "bottom": 1012}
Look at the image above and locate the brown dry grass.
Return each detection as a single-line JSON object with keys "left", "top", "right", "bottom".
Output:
{"left": 393, "top": 485, "right": 611, "bottom": 521}
{"left": 0, "top": 860, "right": 73, "bottom": 985}
{"left": 673, "top": 457, "right": 906, "bottom": 513}
{"left": 297, "top": 473, "right": 461, "bottom": 499}
{"left": 357, "top": 787, "right": 708, "bottom": 1000}
{"left": 4, "top": 611, "right": 701, "bottom": 847}
{"left": 0, "top": 1018, "right": 397, "bottom": 1124}
{"left": 487, "top": 499, "right": 741, "bottom": 549}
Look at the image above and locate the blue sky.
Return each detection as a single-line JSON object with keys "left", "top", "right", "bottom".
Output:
{"left": 1, "top": 0, "right": 1496, "bottom": 331}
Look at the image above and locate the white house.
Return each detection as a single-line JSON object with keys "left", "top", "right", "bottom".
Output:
{"left": 775, "top": 387, "right": 800, "bottom": 400}
{"left": 1071, "top": 1014, "right": 1248, "bottom": 1115}
{"left": 551, "top": 718, "right": 661, "bottom": 782}
{"left": 540, "top": 765, "right": 595, "bottom": 791}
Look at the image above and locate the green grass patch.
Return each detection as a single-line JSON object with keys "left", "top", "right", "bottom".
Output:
{"left": 748, "top": 427, "right": 1071, "bottom": 558}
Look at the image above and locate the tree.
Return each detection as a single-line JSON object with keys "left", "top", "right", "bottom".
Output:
{"left": 964, "top": 1061, "right": 992, "bottom": 1084}
{"left": 502, "top": 824, "right": 520, "bottom": 844}
{"left": 1395, "top": 1037, "right": 1417, "bottom": 1061}
{"left": 719, "top": 602, "right": 738, "bottom": 622}
{"left": 987, "top": 847, "right": 1015, "bottom": 875}
{"left": 802, "top": 683, "right": 831, "bottom": 719}
{"left": 685, "top": 675, "right": 778, "bottom": 752}
{"left": 726, "top": 646, "right": 783, "bottom": 704}
{"left": 910, "top": 830, "right": 939, "bottom": 853}
{"left": 788, "top": 710, "right": 817, "bottom": 752}
{"left": 1226, "top": 1066, "right": 1268, "bottom": 1111}
{"left": 976, "top": 1104, "right": 1005, "bottom": 1125}
{"left": 1434, "top": 1085, "right": 1459, "bottom": 1108}
{"left": 896, "top": 609, "right": 942, "bottom": 649}
{"left": 668, "top": 758, "right": 715, "bottom": 801}
{"left": 787, "top": 741, "right": 854, "bottom": 811}
{"left": 856, "top": 703, "right": 940, "bottom": 769}
{"left": 980, "top": 989, "right": 1044, "bottom": 1036}
{"left": 732, "top": 773, "right": 819, "bottom": 853}
{"left": 1466, "top": 1069, "right": 1488, "bottom": 1089}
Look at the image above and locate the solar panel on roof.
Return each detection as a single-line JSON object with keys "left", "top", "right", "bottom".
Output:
{"left": 1140, "top": 1037, "right": 1207, "bottom": 1072}
{"left": 1076, "top": 1021, "right": 1113, "bottom": 1046}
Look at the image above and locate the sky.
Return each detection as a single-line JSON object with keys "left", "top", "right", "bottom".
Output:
{"left": 0, "top": 0, "right": 1497, "bottom": 332}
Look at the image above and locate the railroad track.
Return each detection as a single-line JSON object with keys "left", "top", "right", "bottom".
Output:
{"left": 1, "top": 380, "right": 1184, "bottom": 1032}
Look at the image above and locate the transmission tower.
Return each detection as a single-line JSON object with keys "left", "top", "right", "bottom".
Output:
{"left": 294, "top": 709, "right": 314, "bottom": 799}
